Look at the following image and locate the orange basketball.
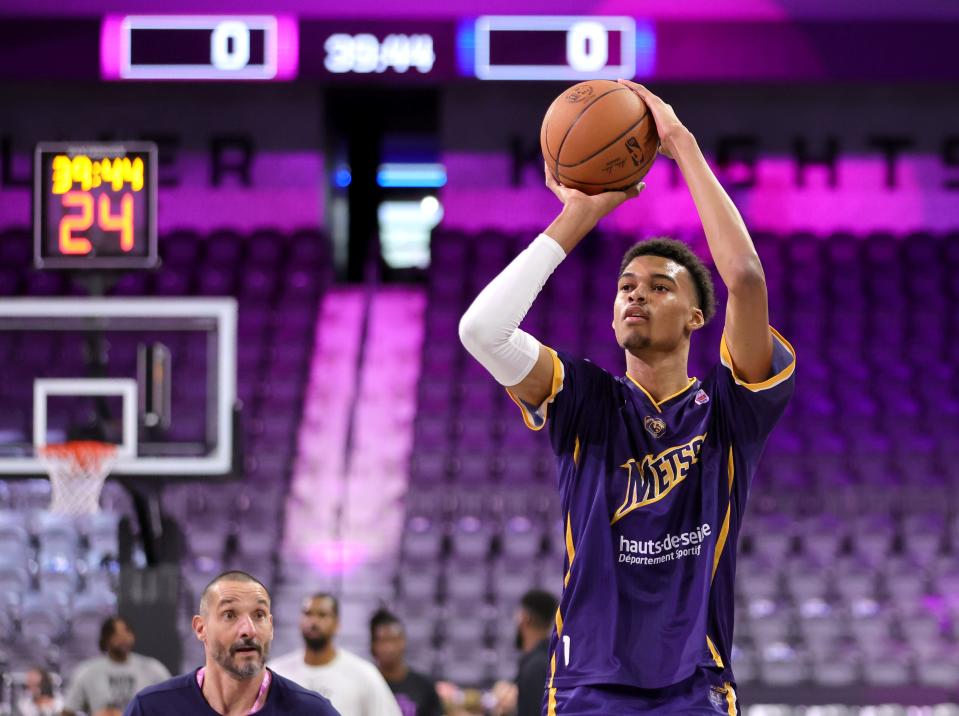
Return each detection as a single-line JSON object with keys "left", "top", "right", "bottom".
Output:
{"left": 540, "top": 80, "right": 658, "bottom": 195}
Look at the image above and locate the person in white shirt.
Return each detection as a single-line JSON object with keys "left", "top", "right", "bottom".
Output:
{"left": 269, "top": 593, "right": 400, "bottom": 716}
{"left": 16, "top": 667, "right": 63, "bottom": 716}
{"left": 62, "top": 616, "right": 170, "bottom": 716}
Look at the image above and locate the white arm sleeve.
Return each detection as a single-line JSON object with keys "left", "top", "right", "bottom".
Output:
{"left": 458, "top": 233, "right": 566, "bottom": 386}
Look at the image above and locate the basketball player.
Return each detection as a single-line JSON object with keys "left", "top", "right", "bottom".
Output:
{"left": 459, "top": 81, "right": 795, "bottom": 714}
{"left": 122, "top": 571, "right": 339, "bottom": 715}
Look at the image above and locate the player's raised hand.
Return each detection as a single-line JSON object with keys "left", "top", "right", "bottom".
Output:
{"left": 544, "top": 162, "right": 644, "bottom": 222}
{"left": 616, "top": 80, "right": 690, "bottom": 160}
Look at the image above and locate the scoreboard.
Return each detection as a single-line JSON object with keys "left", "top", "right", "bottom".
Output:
{"left": 0, "top": 14, "right": 948, "bottom": 83}
{"left": 96, "top": 15, "right": 650, "bottom": 82}
{"left": 34, "top": 142, "right": 158, "bottom": 270}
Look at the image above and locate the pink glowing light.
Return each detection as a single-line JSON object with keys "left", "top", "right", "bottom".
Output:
{"left": 275, "top": 15, "right": 299, "bottom": 80}
{"left": 303, "top": 540, "right": 370, "bottom": 575}
{"left": 100, "top": 15, "right": 125, "bottom": 80}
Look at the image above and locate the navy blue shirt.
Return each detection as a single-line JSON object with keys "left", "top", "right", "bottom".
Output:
{"left": 123, "top": 669, "right": 341, "bottom": 716}
{"left": 510, "top": 328, "right": 796, "bottom": 691}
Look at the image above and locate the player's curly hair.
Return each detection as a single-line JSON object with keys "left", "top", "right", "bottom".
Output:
{"left": 619, "top": 238, "right": 716, "bottom": 324}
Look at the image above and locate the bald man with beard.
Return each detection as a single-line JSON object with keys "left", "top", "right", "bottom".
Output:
{"left": 123, "top": 571, "right": 340, "bottom": 716}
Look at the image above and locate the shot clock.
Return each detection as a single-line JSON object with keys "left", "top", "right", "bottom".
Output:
{"left": 34, "top": 142, "right": 158, "bottom": 270}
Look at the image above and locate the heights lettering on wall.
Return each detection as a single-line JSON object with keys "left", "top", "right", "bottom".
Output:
{"left": 510, "top": 134, "right": 959, "bottom": 191}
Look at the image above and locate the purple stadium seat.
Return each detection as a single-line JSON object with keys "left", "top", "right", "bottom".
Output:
{"left": 197, "top": 269, "right": 235, "bottom": 295}
{"left": 69, "top": 589, "right": 117, "bottom": 642}
{"left": 0, "top": 270, "right": 21, "bottom": 295}
{"left": 784, "top": 559, "right": 832, "bottom": 602}
{"left": 443, "top": 561, "right": 488, "bottom": 606}
{"left": 745, "top": 599, "right": 792, "bottom": 644}
{"left": 809, "top": 645, "right": 861, "bottom": 687}
{"left": 0, "top": 230, "right": 31, "bottom": 266}
{"left": 796, "top": 598, "right": 844, "bottom": 647}
{"left": 847, "top": 598, "right": 893, "bottom": 644}
{"left": 862, "top": 648, "right": 913, "bottom": 686}
{"left": 490, "top": 558, "right": 539, "bottom": 606}
{"left": 0, "top": 508, "right": 29, "bottom": 547}
{"left": 736, "top": 556, "right": 780, "bottom": 601}
{"left": 409, "top": 452, "right": 448, "bottom": 485}
{"left": 19, "top": 592, "right": 68, "bottom": 647}
{"left": 916, "top": 651, "right": 959, "bottom": 687}
{"left": 287, "top": 231, "right": 329, "bottom": 266}
{"left": 499, "top": 515, "right": 543, "bottom": 561}
{"left": 161, "top": 230, "right": 202, "bottom": 265}
{"left": 799, "top": 513, "right": 847, "bottom": 560}
{"left": 401, "top": 565, "right": 440, "bottom": 601}
{"left": 759, "top": 641, "right": 808, "bottom": 686}
{"left": 455, "top": 418, "right": 496, "bottom": 450}
{"left": 153, "top": 269, "right": 190, "bottom": 295}
{"left": 240, "top": 269, "right": 277, "bottom": 300}
{"left": 414, "top": 417, "right": 449, "bottom": 447}
{"left": 453, "top": 453, "right": 497, "bottom": 484}
{"left": 33, "top": 512, "right": 80, "bottom": 560}
{"left": 111, "top": 272, "right": 149, "bottom": 296}
{"left": 38, "top": 557, "right": 80, "bottom": 598}
{"left": 417, "top": 381, "right": 453, "bottom": 415}
{"left": 205, "top": 231, "right": 244, "bottom": 264}
{"left": 729, "top": 643, "right": 759, "bottom": 685}
{"left": 247, "top": 231, "right": 284, "bottom": 265}
{"left": 441, "top": 613, "right": 486, "bottom": 647}
{"left": 26, "top": 272, "right": 63, "bottom": 296}
{"left": 448, "top": 515, "right": 494, "bottom": 562}
{"left": 402, "top": 515, "right": 444, "bottom": 562}
{"left": 282, "top": 270, "right": 320, "bottom": 297}
{"left": 499, "top": 451, "right": 547, "bottom": 484}
{"left": 0, "top": 560, "right": 30, "bottom": 595}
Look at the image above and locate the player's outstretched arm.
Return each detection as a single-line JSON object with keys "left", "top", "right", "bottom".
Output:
{"left": 618, "top": 80, "right": 773, "bottom": 383}
{"left": 459, "top": 165, "right": 643, "bottom": 408}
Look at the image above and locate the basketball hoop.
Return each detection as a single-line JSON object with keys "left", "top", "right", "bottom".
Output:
{"left": 38, "top": 441, "right": 118, "bottom": 515}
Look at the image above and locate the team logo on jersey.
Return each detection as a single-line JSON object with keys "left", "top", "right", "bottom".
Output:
{"left": 708, "top": 686, "right": 729, "bottom": 711}
{"left": 643, "top": 416, "right": 667, "bottom": 438}
{"left": 695, "top": 389, "right": 710, "bottom": 405}
{"left": 612, "top": 434, "right": 707, "bottom": 523}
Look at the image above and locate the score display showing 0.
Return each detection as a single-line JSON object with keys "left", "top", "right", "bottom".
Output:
{"left": 471, "top": 16, "right": 644, "bottom": 81}
{"left": 101, "top": 15, "right": 299, "bottom": 81}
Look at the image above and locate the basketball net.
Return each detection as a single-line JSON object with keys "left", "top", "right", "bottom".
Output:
{"left": 38, "top": 441, "right": 118, "bottom": 515}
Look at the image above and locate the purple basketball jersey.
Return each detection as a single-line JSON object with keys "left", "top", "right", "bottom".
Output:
{"left": 510, "top": 328, "right": 796, "bottom": 694}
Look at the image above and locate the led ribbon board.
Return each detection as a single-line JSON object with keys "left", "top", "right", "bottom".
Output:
{"left": 472, "top": 16, "right": 644, "bottom": 81}
{"left": 34, "top": 142, "right": 158, "bottom": 270}
{"left": 101, "top": 15, "right": 299, "bottom": 80}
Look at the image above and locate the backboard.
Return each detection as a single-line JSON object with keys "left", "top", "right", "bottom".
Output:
{"left": 0, "top": 297, "right": 237, "bottom": 477}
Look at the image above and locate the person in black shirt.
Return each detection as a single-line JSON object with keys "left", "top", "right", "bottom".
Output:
{"left": 369, "top": 609, "right": 441, "bottom": 716}
{"left": 515, "top": 590, "right": 558, "bottom": 716}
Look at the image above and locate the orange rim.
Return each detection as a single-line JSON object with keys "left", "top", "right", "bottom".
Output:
{"left": 38, "top": 441, "right": 117, "bottom": 469}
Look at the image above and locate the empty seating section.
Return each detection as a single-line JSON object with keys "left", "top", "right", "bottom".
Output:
{"left": 0, "top": 481, "right": 122, "bottom": 671}
{"left": 0, "top": 227, "right": 330, "bottom": 673}
{"left": 400, "top": 228, "right": 959, "bottom": 687}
